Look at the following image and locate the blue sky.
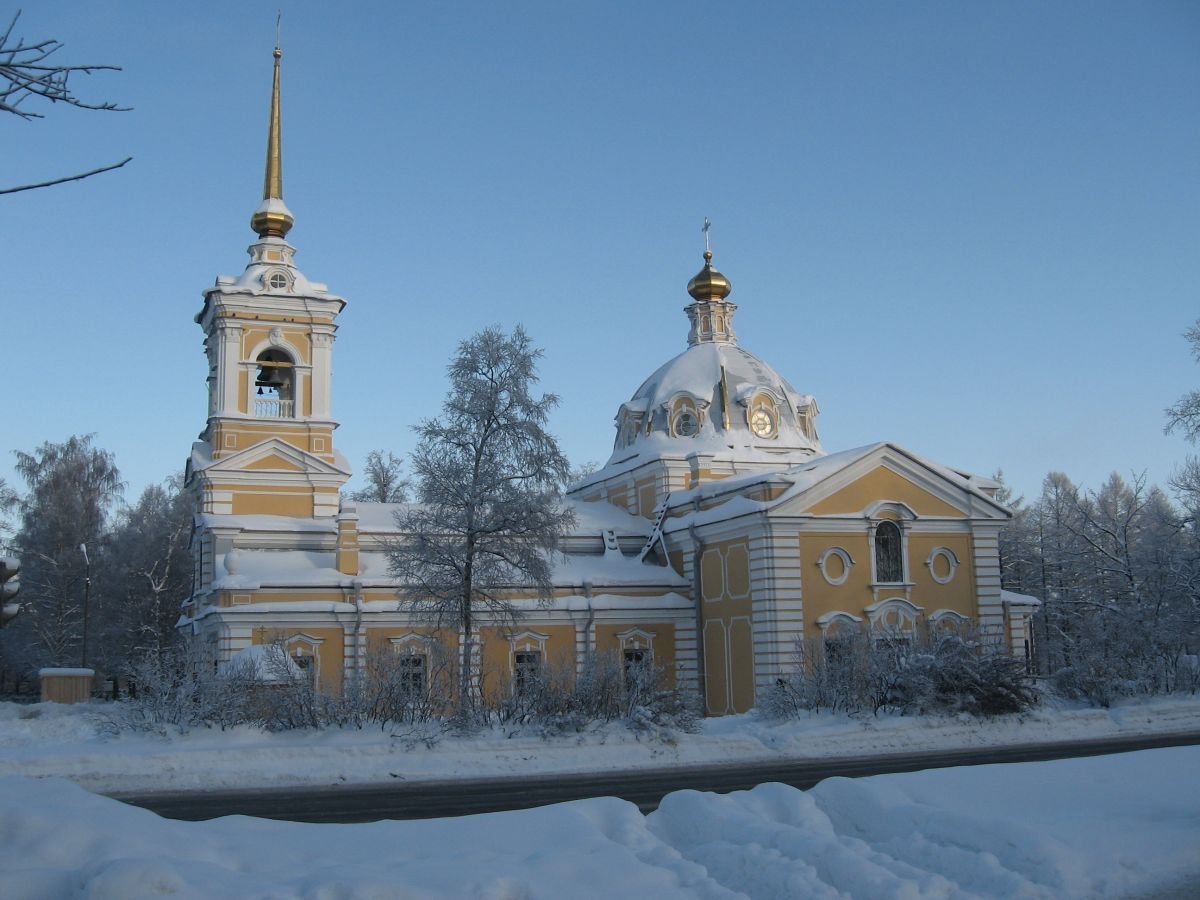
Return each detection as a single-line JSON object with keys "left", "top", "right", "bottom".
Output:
{"left": 3, "top": 0, "right": 1198, "bottom": 508}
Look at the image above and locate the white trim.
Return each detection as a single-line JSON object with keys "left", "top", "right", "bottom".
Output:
{"left": 815, "top": 610, "right": 863, "bottom": 633}
{"left": 816, "top": 546, "right": 854, "bottom": 586}
{"left": 508, "top": 630, "right": 551, "bottom": 655}
{"left": 614, "top": 627, "right": 656, "bottom": 652}
{"left": 388, "top": 632, "right": 436, "bottom": 651}
{"left": 925, "top": 546, "right": 960, "bottom": 584}
{"left": 928, "top": 608, "right": 970, "bottom": 630}
{"left": 869, "top": 518, "right": 909, "bottom": 585}
{"left": 864, "top": 596, "right": 923, "bottom": 634}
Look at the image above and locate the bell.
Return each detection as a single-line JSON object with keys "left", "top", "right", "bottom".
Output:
{"left": 256, "top": 365, "right": 288, "bottom": 390}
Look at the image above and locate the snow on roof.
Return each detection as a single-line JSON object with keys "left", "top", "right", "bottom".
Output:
{"left": 1002, "top": 589, "right": 1042, "bottom": 607}
{"left": 197, "top": 513, "right": 336, "bottom": 534}
{"left": 215, "top": 550, "right": 342, "bottom": 589}
{"left": 209, "top": 537, "right": 684, "bottom": 592}
{"left": 352, "top": 496, "right": 652, "bottom": 538}
{"left": 552, "top": 550, "right": 687, "bottom": 588}
{"left": 583, "top": 341, "right": 823, "bottom": 479}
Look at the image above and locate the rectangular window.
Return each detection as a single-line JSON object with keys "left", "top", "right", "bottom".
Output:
{"left": 399, "top": 654, "right": 426, "bottom": 698}
{"left": 514, "top": 651, "right": 542, "bottom": 696}
{"left": 623, "top": 648, "right": 649, "bottom": 692}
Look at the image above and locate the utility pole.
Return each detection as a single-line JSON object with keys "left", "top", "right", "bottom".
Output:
{"left": 80, "top": 543, "right": 91, "bottom": 668}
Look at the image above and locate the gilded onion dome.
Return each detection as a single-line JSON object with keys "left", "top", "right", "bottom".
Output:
{"left": 686, "top": 250, "right": 732, "bottom": 301}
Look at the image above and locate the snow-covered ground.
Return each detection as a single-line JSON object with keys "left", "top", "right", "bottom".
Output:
{"left": 1, "top": 697, "right": 1198, "bottom": 897}
{"left": 0, "top": 694, "right": 1197, "bottom": 794}
{"left": 2, "top": 746, "right": 1198, "bottom": 898}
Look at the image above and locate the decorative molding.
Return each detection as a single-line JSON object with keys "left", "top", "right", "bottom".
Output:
{"left": 816, "top": 546, "right": 854, "bottom": 586}
{"left": 925, "top": 546, "right": 960, "bottom": 584}
{"left": 864, "top": 596, "right": 924, "bottom": 633}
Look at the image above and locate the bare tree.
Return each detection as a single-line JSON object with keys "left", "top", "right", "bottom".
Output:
{"left": 1, "top": 10, "right": 131, "bottom": 195}
{"left": 347, "top": 450, "right": 410, "bottom": 503}
{"left": 387, "top": 326, "right": 574, "bottom": 718}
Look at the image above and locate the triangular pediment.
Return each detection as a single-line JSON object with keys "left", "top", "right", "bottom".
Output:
{"left": 245, "top": 453, "right": 305, "bottom": 472}
{"left": 198, "top": 438, "right": 350, "bottom": 478}
{"left": 775, "top": 444, "right": 1009, "bottom": 520}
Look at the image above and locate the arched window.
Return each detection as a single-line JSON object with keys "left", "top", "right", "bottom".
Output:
{"left": 254, "top": 349, "right": 294, "bottom": 418}
{"left": 874, "top": 521, "right": 903, "bottom": 583}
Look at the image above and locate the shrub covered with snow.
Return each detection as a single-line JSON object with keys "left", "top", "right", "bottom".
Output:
{"left": 764, "top": 632, "right": 1038, "bottom": 719}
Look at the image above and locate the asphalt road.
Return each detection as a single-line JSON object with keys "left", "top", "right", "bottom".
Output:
{"left": 110, "top": 729, "right": 1200, "bottom": 824}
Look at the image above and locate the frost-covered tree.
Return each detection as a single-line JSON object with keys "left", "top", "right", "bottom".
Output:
{"left": 1019, "top": 469, "right": 1200, "bottom": 702}
{"left": 1165, "top": 318, "right": 1200, "bottom": 444}
{"left": 0, "top": 477, "right": 18, "bottom": 549}
{"left": 100, "top": 477, "right": 193, "bottom": 670}
{"left": 1, "top": 435, "right": 122, "bottom": 671}
{"left": 347, "top": 450, "right": 409, "bottom": 503}
{"left": 1, "top": 11, "right": 131, "bottom": 195}
{"left": 387, "top": 326, "right": 574, "bottom": 717}
{"left": 995, "top": 471, "right": 1040, "bottom": 596}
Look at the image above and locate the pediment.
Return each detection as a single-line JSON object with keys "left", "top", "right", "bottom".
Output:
{"left": 245, "top": 453, "right": 305, "bottom": 472}
{"left": 199, "top": 438, "right": 350, "bottom": 478}
{"left": 776, "top": 444, "right": 1008, "bottom": 520}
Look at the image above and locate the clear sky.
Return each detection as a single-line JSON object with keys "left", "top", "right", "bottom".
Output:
{"left": 3, "top": 0, "right": 1198, "bottom": 509}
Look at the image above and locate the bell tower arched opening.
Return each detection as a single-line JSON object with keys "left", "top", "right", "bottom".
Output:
{"left": 253, "top": 349, "right": 295, "bottom": 418}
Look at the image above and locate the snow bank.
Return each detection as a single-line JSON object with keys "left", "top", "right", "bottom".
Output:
{"left": 1, "top": 747, "right": 1198, "bottom": 898}
{"left": 1, "top": 694, "right": 1198, "bottom": 795}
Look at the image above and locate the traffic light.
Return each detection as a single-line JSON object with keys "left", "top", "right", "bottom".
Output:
{"left": 0, "top": 556, "right": 19, "bottom": 627}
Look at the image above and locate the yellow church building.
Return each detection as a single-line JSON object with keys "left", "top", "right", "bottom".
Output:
{"left": 180, "top": 49, "right": 1036, "bottom": 715}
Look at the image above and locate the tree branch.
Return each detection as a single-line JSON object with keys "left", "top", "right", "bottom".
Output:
{"left": 0, "top": 156, "right": 132, "bottom": 195}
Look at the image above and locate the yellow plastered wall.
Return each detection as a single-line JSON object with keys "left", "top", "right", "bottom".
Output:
{"left": 908, "top": 533, "right": 976, "bottom": 619}
{"left": 478, "top": 624, "right": 576, "bottom": 698}
{"left": 699, "top": 537, "right": 754, "bottom": 715}
{"left": 594, "top": 622, "right": 677, "bottom": 688}
{"left": 228, "top": 488, "right": 314, "bottom": 517}
{"left": 637, "top": 478, "right": 657, "bottom": 518}
{"left": 801, "top": 532, "right": 873, "bottom": 638}
{"left": 808, "top": 466, "right": 963, "bottom": 518}
{"left": 242, "top": 327, "right": 312, "bottom": 364}
{"left": 336, "top": 520, "right": 359, "bottom": 576}
{"left": 800, "top": 531, "right": 978, "bottom": 639}
{"left": 253, "top": 626, "right": 345, "bottom": 695}
{"left": 365, "top": 627, "right": 458, "bottom": 708}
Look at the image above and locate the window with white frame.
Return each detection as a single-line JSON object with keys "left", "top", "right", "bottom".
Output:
{"left": 513, "top": 651, "right": 542, "bottom": 696}
{"left": 398, "top": 653, "right": 426, "bottom": 697}
{"left": 873, "top": 521, "right": 904, "bottom": 584}
{"left": 865, "top": 597, "right": 923, "bottom": 644}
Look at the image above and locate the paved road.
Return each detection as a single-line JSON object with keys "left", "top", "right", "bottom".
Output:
{"left": 110, "top": 730, "right": 1200, "bottom": 824}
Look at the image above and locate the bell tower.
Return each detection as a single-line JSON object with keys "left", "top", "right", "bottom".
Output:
{"left": 187, "top": 45, "right": 350, "bottom": 519}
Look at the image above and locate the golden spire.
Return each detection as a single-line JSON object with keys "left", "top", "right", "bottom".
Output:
{"left": 250, "top": 43, "right": 294, "bottom": 239}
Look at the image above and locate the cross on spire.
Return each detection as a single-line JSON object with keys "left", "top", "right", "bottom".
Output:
{"left": 702, "top": 217, "right": 712, "bottom": 253}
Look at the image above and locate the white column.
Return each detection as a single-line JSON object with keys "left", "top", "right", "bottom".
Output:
{"left": 750, "top": 523, "right": 804, "bottom": 693}
{"left": 217, "top": 321, "right": 243, "bottom": 416}
{"left": 310, "top": 329, "right": 335, "bottom": 420}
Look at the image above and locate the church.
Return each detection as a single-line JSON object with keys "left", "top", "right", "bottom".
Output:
{"left": 180, "top": 48, "right": 1036, "bottom": 715}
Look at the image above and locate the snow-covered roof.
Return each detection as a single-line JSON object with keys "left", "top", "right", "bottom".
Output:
{"left": 1001, "top": 589, "right": 1042, "bottom": 607}
{"left": 601, "top": 341, "right": 822, "bottom": 468}
{"left": 352, "top": 496, "right": 652, "bottom": 539}
{"left": 208, "top": 539, "right": 684, "bottom": 591}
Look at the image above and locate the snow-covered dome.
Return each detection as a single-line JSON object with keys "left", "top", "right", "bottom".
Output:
{"left": 606, "top": 250, "right": 823, "bottom": 467}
